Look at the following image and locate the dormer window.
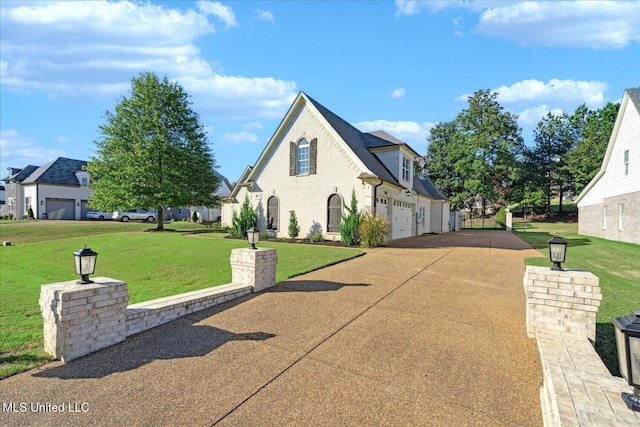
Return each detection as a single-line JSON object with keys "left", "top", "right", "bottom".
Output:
{"left": 289, "top": 138, "right": 317, "bottom": 176}
{"left": 402, "top": 156, "right": 411, "bottom": 181}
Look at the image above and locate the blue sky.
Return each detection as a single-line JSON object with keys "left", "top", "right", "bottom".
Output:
{"left": 1, "top": 0, "right": 639, "bottom": 183}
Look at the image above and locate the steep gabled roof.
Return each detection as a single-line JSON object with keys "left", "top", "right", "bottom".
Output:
{"left": 415, "top": 177, "right": 447, "bottom": 200}
{"left": 22, "top": 157, "right": 87, "bottom": 186}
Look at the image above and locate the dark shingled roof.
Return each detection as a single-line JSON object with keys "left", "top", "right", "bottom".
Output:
{"left": 22, "top": 157, "right": 87, "bottom": 186}
{"left": 3, "top": 165, "right": 40, "bottom": 183}
{"left": 305, "top": 92, "right": 445, "bottom": 200}
{"left": 626, "top": 87, "right": 640, "bottom": 112}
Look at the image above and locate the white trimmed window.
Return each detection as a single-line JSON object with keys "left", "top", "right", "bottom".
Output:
{"left": 624, "top": 150, "right": 629, "bottom": 176}
{"left": 402, "top": 156, "right": 411, "bottom": 181}
{"left": 618, "top": 204, "right": 624, "bottom": 231}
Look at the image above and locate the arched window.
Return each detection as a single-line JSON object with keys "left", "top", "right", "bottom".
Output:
{"left": 267, "top": 196, "right": 279, "bottom": 231}
{"left": 297, "top": 139, "right": 310, "bottom": 175}
{"left": 289, "top": 138, "right": 317, "bottom": 176}
{"left": 327, "top": 194, "right": 342, "bottom": 233}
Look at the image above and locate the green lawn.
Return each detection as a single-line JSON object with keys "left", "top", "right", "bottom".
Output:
{"left": 512, "top": 218, "right": 639, "bottom": 376}
{"left": 0, "top": 221, "right": 363, "bottom": 378}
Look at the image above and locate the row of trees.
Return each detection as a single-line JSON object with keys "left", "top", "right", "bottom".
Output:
{"left": 425, "top": 89, "right": 619, "bottom": 214}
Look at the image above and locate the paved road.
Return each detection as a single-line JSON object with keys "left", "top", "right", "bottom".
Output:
{"left": 0, "top": 230, "right": 543, "bottom": 426}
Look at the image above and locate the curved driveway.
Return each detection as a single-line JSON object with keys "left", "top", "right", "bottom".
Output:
{"left": 1, "top": 230, "right": 543, "bottom": 426}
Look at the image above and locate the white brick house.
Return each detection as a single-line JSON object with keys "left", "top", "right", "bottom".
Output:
{"left": 575, "top": 87, "right": 640, "bottom": 244}
{"left": 222, "top": 92, "right": 450, "bottom": 241}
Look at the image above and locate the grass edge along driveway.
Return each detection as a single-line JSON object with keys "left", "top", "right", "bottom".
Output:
{"left": 0, "top": 221, "right": 363, "bottom": 379}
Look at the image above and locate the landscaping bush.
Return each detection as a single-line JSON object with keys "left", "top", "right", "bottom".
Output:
{"left": 288, "top": 210, "right": 300, "bottom": 239}
{"left": 340, "top": 190, "right": 361, "bottom": 246}
{"left": 27, "top": 207, "right": 34, "bottom": 219}
{"left": 359, "top": 214, "right": 389, "bottom": 247}
{"left": 191, "top": 211, "right": 198, "bottom": 223}
{"left": 231, "top": 195, "right": 257, "bottom": 238}
{"left": 310, "top": 230, "right": 324, "bottom": 243}
{"left": 495, "top": 208, "right": 506, "bottom": 229}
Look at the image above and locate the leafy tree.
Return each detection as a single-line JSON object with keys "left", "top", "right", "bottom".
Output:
{"left": 528, "top": 112, "right": 575, "bottom": 212}
{"left": 455, "top": 89, "right": 524, "bottom": 209}
{"left": 88, "top": 71, "right": 220, "bottom": 231}
{"left": 426, "top": 89, "right": 524, "bottom": 211}
{"left": 288, "top": 210, "right": 300, "bottom": 239}
{"left": 340, "top": 190, "right": 361, "bottom": 246}
{"left": 231, "top": 195, "right": 257, "bottom": 238}
{"left": 564, "top": 102, "right": 619, "bottom": 194}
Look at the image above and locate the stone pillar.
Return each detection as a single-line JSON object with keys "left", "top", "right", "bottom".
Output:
{"left": 506, "top": 211, "right": 513, "bottom": 232}
{"left": 230, "top": 248, "right": 278, "bottom": 292}
{"left": 39, "top": 277, "right": 129, "bottom": 362}
{"left": 523, "top": 266, "right": 601, "bottom": 341}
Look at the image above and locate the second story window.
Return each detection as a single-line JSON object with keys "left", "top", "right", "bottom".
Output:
{"left": 297, "top": 139, "right": 310, "bottom": 175}
{"left": 624, "top": 149, "right": 629, "bottom": 176}
{"left": 402, "top": 156, "right": 411, "bottom": 181}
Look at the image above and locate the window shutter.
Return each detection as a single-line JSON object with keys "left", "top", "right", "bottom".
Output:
{"left": 289, "top": 142, "right": 297, "bottom": 176}
{"left": 309, "top": 138, "right": 317, "bottom": 175}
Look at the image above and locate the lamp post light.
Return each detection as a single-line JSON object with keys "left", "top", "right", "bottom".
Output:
{"left": 612, "top": 311, "right": 640, "bottom": 411}
{"left": 547, "top": 235, "right": 568, "bottom": 271}
{"left": 73, "top": 245, "right": 98, "bottom": 284}
{"left": 247, "top": 228, "right": 259, "bottom": 250}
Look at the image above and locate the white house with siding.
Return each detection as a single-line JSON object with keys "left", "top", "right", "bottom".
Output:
{"left": 222, "top": 92, "right": 450, "bottom": 241}
{"left": 575, "top": 87, "right": 640, "bottom": 244}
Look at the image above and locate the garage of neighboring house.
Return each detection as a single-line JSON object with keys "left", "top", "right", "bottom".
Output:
{"left": 391, "top": 200, "right": 414, "bottom": 239}
{"left": 46, "top": 198, "right": 75, "bottom": 220}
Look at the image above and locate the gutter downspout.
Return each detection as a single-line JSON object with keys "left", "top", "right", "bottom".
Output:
{"left": 372, "top": 179, "right": 383, "bottom": 216}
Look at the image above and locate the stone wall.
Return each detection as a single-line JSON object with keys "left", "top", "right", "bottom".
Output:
{"left": 523, "top": 266, "right": 601, "bottom": 341}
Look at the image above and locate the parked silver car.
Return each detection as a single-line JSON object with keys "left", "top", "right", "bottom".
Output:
{"left": 112, "top": 208, "right": 155, "bottom": 222}
{"left": 86, "top": 210, "right": 112, "bottom": 220}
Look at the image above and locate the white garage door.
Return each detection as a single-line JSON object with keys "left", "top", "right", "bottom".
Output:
{"left": 46, "top": 198, "right": 75, "bottom": 220}
{"left": 392, "top": 200, "right": 413, "bottom": 239}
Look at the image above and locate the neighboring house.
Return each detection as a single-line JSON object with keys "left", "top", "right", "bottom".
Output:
{"left": 222, "top": 92, "right": 450, "bottom": 241}
{"left": 188, "top": 170, "right": 233, "bottom": 223}
{"left": 575, "top": 87, "right": 640, "bottom": 244}
{"left": 1, "top": 158, "right": 91, "bottom": 220}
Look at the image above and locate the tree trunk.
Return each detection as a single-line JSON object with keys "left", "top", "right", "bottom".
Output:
{"left": 157, "top": 206, "right": 164, "bottom": 230}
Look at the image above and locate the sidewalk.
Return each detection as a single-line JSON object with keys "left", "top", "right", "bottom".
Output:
{"left": 0, "top": 230, "right": 543, "bottom": 426}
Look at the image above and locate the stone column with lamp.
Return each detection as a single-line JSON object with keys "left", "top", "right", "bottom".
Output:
{"left": 39, "top": 246, "right": 129, "bottom": 362}
{"left": 230, "top": 228, "right": 278, "bottom": 293}
{"left": 523, "top": 236, "right": 602, "bottom": 341}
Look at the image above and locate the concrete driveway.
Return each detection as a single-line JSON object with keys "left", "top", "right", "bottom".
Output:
{"left": 0, "top": 230, "right": 543, "bottom": 426}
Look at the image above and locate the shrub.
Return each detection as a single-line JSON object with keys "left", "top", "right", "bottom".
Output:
{"left": 310, "top": 230, "right": 324, "bottom": 243}
{"left": 191, "top": 211, "right": 198, "bottom": 223}
{"left": 340, "top": 190, "right": 361, "bottom": 246}
{"left": 288, "top": 210, "right": 300, "bottom": 239}
{"left": 359, "top": 214, "right": 389, "bottom": 247}
{"left": 495, "top": 208, "right": 506, "bottom": 229}
{"left": 27, "top": 207, "right": 34, "bottom": 219}
{"left": 231, "top": 195, "right": 257, "bottom": 238}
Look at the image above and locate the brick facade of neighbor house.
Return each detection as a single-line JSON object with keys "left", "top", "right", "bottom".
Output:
{"left": 578, "top": 191, "right": 640, "bottom": 244}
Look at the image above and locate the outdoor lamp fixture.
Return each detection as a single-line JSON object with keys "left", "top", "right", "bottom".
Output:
{"left": 247, "top": 228, "right": 259, "bottom": 250}
{"left": 547, "top": 235, "right": 568, "bottom": 271}
{"left": 612, "top": 311, "right": 640, "bottom": 411}
{"left": 73, "top": 245, "right": 98, "bottom": 284}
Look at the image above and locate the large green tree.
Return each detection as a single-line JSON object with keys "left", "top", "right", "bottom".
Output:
{"left": 88, "top": 71, "right": 220, "bottom": 230}
{"left": 564, "top": 102, "right": 619, "bottom": 194}
{"left": 426, "top": 89, "right": 524, "bottom": 211}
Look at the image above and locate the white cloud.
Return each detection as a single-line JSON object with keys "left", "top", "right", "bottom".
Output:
{"left": 223, "top": 131, "right": 259, "bottom": 144}
{"left": 457, "top": 79, "right": 608, "bottom": 109}
{"left": 396, "top": 1, "right": 640, "bottom": 49}
{"left": 516, "top": 105, "right": 564, "bottom": 127}
{"left": 390, "top": 88, "right": 406, "bottom": 98}
{"left": 242, "top": 122, "right": 264, "bottom": 131}
{"left": 0, "top": 1, "right": 297, "bottom": 120}
{"left": 476, "top": 1, "right": 640, "bottom": 49}
{"left": 196, "top": 1, "right": 237, "bottom": 28}
{"left": 354, "top": 120, "right": 435, "bottom": 149}
{"left": 0, "top": 129, "right": 66, "bottom": 168}
{"left": 253, "top": 9, "right": 275, "bottom": 23}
